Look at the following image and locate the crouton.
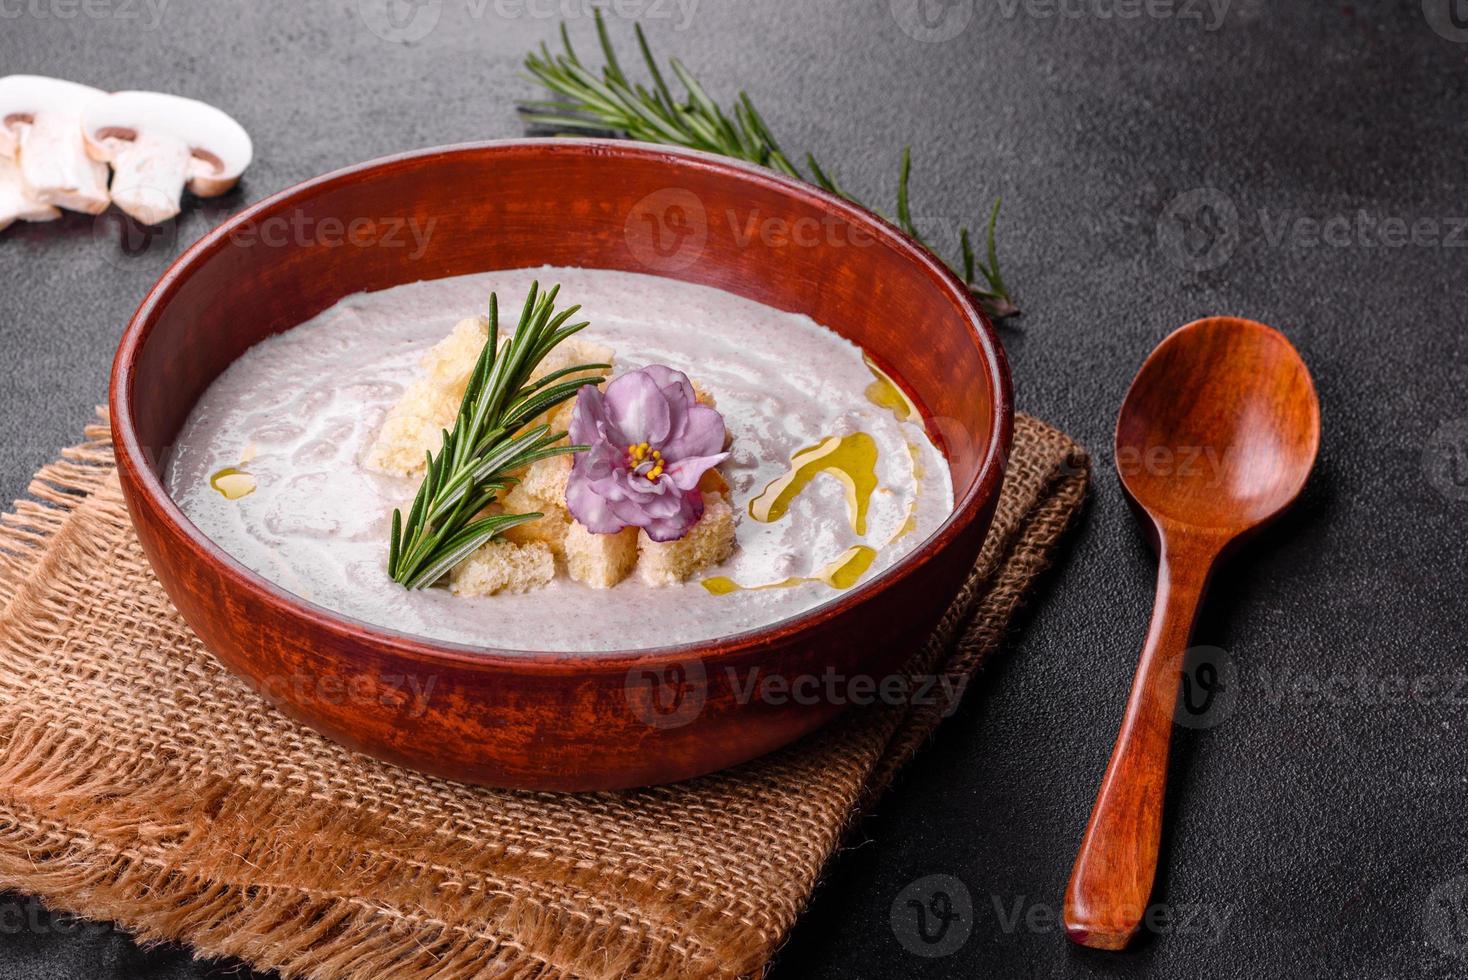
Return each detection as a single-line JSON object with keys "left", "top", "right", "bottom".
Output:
{"left": 512, "top": 453, "right": 572, "bottom": 508}
{"left": 636, "top": 494, "right": 736, "bottom": 587}
{"left": 499, "top": 493, "right": 572, "bottom": 554}
{"left": 448, "top": 538, "right": 555, "bottom": 596}
{"left": 697, "top": 468, "right": 730, "bottom": 501}
{"left": 363, "top": 312, "right": 612, "bottom": 476}
{"left": 363, "top": 317, "right": 485, "bottom": 476}
{"left": 564, "top": 522, "right": 639, "bottom": 589}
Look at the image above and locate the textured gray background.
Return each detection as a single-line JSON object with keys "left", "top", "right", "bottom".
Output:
{"left": 2, "top": 1, "right": 1467, "bottom": 978}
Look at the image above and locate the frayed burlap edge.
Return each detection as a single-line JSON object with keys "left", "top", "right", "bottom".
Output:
{"left": 0, "top": 408, "right": 1089, "bottom": 980}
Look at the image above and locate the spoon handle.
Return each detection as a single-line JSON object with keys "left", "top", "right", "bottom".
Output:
{"left": 1063, "top": 535, "right": 1216, "bottom": 950}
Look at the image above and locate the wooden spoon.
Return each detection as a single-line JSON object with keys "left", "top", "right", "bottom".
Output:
{"left": 1063, "top": 316, "right": 1320, "bottom": 950}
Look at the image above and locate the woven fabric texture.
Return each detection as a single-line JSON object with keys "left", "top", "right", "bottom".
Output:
{"left": 0, "top": 410, "right": 1087, "bottom": 979}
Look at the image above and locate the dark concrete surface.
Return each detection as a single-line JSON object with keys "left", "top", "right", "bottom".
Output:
{"left": 1, "top": 1, "right": 1466, "bottom": 977}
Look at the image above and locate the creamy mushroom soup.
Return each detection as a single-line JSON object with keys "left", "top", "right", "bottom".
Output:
{"left": 166, "top": 267, "right": 955, "bottom": 652}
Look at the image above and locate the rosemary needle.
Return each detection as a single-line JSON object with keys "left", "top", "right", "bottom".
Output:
{"left": 518, "top": 11, "right": 1019, "bottom": 319}
{"left": 388, "top": 282, "right": 608, "bottom": 589}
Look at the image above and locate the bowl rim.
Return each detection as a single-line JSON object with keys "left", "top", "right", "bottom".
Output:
{"left": 110, "top": 137, "right": 1014, "bottom": 673}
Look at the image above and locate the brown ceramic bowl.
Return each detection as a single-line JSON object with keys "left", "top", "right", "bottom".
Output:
{"left": 110, "top": 139, "right": 1013, "bottom": 791}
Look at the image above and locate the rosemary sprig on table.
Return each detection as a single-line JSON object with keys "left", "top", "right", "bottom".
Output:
{"left": 388, "top": 282, "right": 608, "bottom": 589}
{"left": 519, "top": 12, "right": 1019, "bottom": 319}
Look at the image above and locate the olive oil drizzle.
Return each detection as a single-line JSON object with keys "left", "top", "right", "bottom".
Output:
{"left": 704, "top": 360, "right": 928, "bottom": 596}
{"left": 209, "top": 467, "right": 257, "bottom": 500}
{"left": 747, "top": 433, "right": 879, "bottom": 535}
{"left": 702, "top": 545, "right": 878, "bottom": 595}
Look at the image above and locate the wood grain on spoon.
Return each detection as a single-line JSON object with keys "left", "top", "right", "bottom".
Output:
{"left": 1064, "top": 317, "right": 1320, "bottom": 950}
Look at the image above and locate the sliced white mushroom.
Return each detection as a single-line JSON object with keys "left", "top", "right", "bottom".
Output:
{"left": 0, "top": 155, "right": 60, "bottom": 232}
{"left": 82, "top": 91, "right": 252, "bottom": 226}
{"left": 0, "top": 75, "right": 111, "bottom": 215}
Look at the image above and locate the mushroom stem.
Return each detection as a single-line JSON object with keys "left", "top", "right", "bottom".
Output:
{"left": 17, "top": 112, "right": 110, "bottom": 214}
{"left": 107, "top": 130, "right": 191, "bottom": 226}
{"left": 0, "top": 156, "right": 60, "bottom": 232}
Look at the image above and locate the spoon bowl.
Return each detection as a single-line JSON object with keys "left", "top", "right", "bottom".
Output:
{"left": 1116, "top": 317, "right": 1320, "bottom": 533}
{"left": 1065, "top": 316, "right": 1320, "bottom": 950}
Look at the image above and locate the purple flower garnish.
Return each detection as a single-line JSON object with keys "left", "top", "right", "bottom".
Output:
{"left": 565, "top": 365, "right": 729, "bottom": 542}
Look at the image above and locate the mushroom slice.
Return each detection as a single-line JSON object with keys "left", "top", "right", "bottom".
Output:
{"left": 0, "top": 155, "right": 61, "bottom": 232}
{"left": 0, "top": 75, "right": 111, "bottom": 215}
{"left": 81, "top": 91, "right": 252, "bottom": 226}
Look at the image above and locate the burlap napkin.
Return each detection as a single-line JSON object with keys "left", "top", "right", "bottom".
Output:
{"left": 0, "top": 410, "right": 1087, "bottom": 980}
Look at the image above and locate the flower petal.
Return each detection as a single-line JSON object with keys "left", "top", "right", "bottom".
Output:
{"left": 661, "top": 403, "right": 726, "bottom": 460}
{"left": 663, "top": 451, "right": 730, "bottom": 491}
{"left": 641, "top": 492, "right": 704, "bottom": 542}
{"left": 604, "top": 371, "right": 671, "bottom": 446}
{"left": 568, "top": 385, "right": 612, "bottom": 447}
{"left": 566, "top": 466, "right": 627, "bottom": 533}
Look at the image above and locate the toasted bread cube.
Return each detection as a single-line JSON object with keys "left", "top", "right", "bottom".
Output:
{"left": 514, "top": 453, "right": 572, "bottom": 508}
{"left": 697, "top": 468, "right": 730, "bottom": 501}
{"left": 564, "top": 522, "right": 639, "bottom": 589}
{"left": 636, "top": 494, "right": 736, "bottom": 587}
{"left": 499, "top": 496, "right": 572, "bottom": 554}
{"left": 365, "top": 319, "right": 611, "bottom": 476}
{"left": 424, "top": 315, "right": 491, "bottom": 393}
{"left": 448, "top": 538, "right": 555, "bottom": 596}
{"left": 363, "top": 317, "right": 484, "bottom": 475}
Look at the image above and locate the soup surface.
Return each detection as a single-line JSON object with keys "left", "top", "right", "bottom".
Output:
{"left": 166, "top": 266, "right": 954, "bottom": 651}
